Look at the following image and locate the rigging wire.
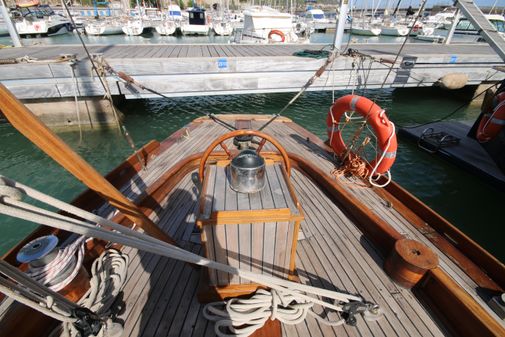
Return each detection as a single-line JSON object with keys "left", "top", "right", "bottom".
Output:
{"left": 62, "top": 1, "right": 147, "bottom": 170}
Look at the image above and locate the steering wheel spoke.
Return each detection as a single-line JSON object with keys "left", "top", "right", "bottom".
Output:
{"left": 256, "top": 138, "right": 267, "bottom": 154}
{"left": 219, "top": 141, "right": 232, "bottom": 159}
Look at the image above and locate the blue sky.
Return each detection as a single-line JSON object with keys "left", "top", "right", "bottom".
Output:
{"left": 350, "top": 0, "right": 503, "bottom": 8}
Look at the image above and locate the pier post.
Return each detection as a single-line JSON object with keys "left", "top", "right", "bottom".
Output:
{"left": 445, "top": 8, "right": 460, "bottom": 45}
{"left": 0, "top": 0, "right": 22, "bottom": 47}
{"left": 333, "top": 0, "right": 349, "bottom": 51}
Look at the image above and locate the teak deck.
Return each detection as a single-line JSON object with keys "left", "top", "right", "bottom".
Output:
{"left": 1, "top": 115, "right": 504, "bottom": 337}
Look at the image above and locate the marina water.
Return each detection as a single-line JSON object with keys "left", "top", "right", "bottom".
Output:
{"left": 0, "top": 33, "right": 501, "bottom": 261}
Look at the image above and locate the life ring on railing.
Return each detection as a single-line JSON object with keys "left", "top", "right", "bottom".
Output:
{"left": 326, "top": 95, "right": 397, "bottom": 175}
{"left": 268, "top": 29, "right": 285, "bottom": 42}
{"left": 477, "top": 92, "right": 505, "bottom": 143}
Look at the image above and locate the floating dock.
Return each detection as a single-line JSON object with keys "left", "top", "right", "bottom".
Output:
{"left": 0, "top": 43, "right": 503, "bottom": 100}
{"left": 399, "top": 121, "right": 505, "bottom": 190}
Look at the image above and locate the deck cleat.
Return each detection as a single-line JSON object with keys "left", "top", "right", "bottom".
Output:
{"left": 342, "top": 301, "right": 382, "bottom": 326}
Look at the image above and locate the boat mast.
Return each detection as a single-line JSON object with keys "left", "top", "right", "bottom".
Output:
{"left": 0, "top": 0, "right": 22, "bottom": 47}
{"left": 392, "top": 0, "right": 401, "bottom": 16}
{"left": 334, "top": 0, "right": 349, "bottom": 51}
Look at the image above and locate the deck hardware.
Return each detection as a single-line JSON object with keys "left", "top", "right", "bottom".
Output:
{"left": 72, "top": 307, "right": 103, "bottom": 337}
{"left": 342, "top": 301, "right": 378, "bottom": 326}
{"left": 418, "top": 128, "right": 460, "bottom": 154}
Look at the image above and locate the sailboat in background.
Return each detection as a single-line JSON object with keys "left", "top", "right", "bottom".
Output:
{"left": 349, "top": 0, "right": 381, "bottom": 36}
{"left": 211, "top": 0, "right": 233, "bottom": 36}
{"left": 156, "top": 2, "right": 182, "bottom": 36}
{"left": 83, "top": 0, "right": 124, "bottom": 36}
{"left": 379, "top": 0, "right": 409, "bottom": 36}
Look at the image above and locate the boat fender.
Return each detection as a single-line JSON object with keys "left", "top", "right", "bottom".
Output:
{"left": 268, "top": 29, "right": 285, "bottom": 42}
{"left": 327, "top": 95, "right": 397, "bottom": 175}
{"left": 436, "top": 73, "right": 468, "bottom": 90}
{"left": 477, "top": 93, "right": 505, "bottom": 142}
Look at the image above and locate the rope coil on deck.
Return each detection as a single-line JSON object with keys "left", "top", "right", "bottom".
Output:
{"left": 203, "top": 289, "right": 346, "bottom": 337}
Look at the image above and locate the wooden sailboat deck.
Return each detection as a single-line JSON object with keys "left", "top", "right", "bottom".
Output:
{"left": 87, "top": 116, "right": 502, "bottom": 337}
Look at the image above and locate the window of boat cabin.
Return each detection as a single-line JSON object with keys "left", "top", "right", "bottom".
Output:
{"left": 313, "top": 13, "right": 324, "bottom": 19}
{"left": 189, "top": 9, "right": 206, "bottom": 25}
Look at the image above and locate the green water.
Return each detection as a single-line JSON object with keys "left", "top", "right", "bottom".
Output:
{"left": 1, "top": 87, "right": 503, "bottom": 262}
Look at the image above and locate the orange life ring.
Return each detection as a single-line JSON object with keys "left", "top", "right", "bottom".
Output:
{"left": 477, "top": 93, "right": 505, "bottom": 142}
{"left": 327, "top": 95, "right": 397, "bottom": 174}
{"left": 268, "top": 29, "right": 285, "bottom": 42}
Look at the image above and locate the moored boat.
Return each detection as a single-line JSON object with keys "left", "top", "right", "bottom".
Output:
{"left": 234, "top": 6, "right": 302, "bottom": 44}
{"left": 350, "top": 24, "right": 381, "bottom": 36}
{"left": 180, "top": 7, "right": 209, "bottom": 36}
{"left": 12, "top": 3, "right": 72, "bottom": 38}
{"left": 84, "top": 19, "right": 123, "bottom": 36}
{"left": 380, "top": 23, "right": 409, "bottom": 36}
{"left": 0, "top": 81, "right": 504, "bottom": 337}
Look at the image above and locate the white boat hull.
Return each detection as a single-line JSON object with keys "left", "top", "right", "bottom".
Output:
{"left": 156, "top": 21, "right": 177, "bottom": 35}
{"left": 85, "top": 23, "right": 123, "bottom": 36}
{"left": 213, "top": 22, "right": 233, "bottom": 36}
{"left": 381, "top": 26, "right": 409, "bottom": 36}
{"left": 123, "top": 21, "right": 147, "bottom": 36}
{"left": 180, "top": 24, "right": 209, "bottom": 35}
{"left": 16, "top": 20, "right": 71, "bottom": 37}
{"left": 415, "top": 34, "right": 445, "bottom": 43}
{"left": 350, "top": 27, "right": 381, "bottom": 36}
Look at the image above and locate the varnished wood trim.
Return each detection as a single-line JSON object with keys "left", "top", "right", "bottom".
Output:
{"left": 373, "top": 184, "right": 503, "bottom": 292}
{"left": 198, "top": 208, "right": 302, "bottom": 226}
{"left": 417, "top": 267, "right": 505, "bottom": 337}
{"left": 193, "top": 114, "right": 293, "bottom": 123}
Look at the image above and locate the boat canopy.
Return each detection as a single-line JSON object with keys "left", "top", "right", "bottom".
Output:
{"left": 17, "top": 4, "right": 55, "bottom": 17}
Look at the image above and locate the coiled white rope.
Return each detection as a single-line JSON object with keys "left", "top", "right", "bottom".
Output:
{"left": 58, "top": 249, "right": 129, "bottom": 337}
{"left": 0, "top": 175, "right": 380, "bottom": 333}
{"left": 78, "top": 249, "right": 129, "bottom": 316}
{"left": 26, "top": 236, "right": 85, "bottom": 292}
{"left": 203, "top": 289, "right": 345, "bottom": 337}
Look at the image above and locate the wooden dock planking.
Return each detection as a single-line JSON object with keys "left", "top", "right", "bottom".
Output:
{"left": 2, "top": 43, "right": 503, "bottom": 99}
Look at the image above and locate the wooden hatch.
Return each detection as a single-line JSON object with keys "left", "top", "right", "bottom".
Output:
{"left": 196, "top": 130, "right": 304, "bottom": 302}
